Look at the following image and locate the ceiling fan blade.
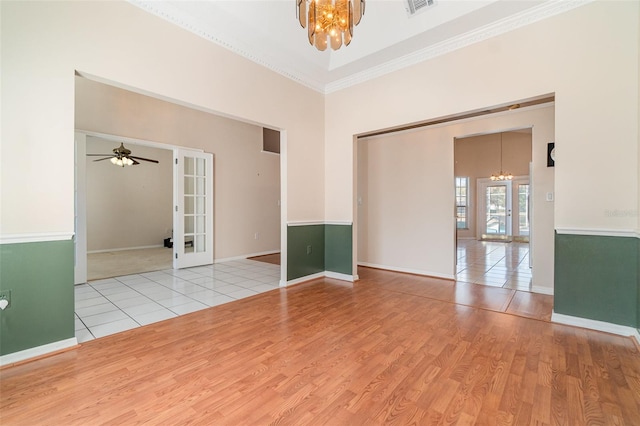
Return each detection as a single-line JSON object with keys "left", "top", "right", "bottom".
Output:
{"left": 93, "top": 157, "right": 114, "bottom": 162}
{"left": 87, "top": 154, "right": 114, "bottom": 156}
{"left": 131, "top": 158, "right": 140, "bottom": 165}
{"left": 129, "top": 156, "right": 159, "bottom": 164}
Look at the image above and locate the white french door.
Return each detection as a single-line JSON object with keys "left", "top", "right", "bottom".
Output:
{"left": 477, "top": 176, "right": 529, "bottom": 241}
{"left": 478, "top": 180, "right": 512, "bottom": 240}
{"left": 512, "top": 177, "right": 530, "bottom": 240}
{"left": 173, "top": 149, "right": 214, "bottom": 269}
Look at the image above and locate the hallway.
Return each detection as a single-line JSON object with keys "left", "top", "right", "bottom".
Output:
{"left": 456, "top": 239, "right": 532, "bottom": 291}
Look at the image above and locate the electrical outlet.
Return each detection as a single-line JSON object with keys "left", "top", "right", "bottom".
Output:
{"left": 254, "top": 232, "right": 259, "bottom": 240}
{"left": 0, "top": 290, "right": 11, "bottom": 310}
{"left": 306, "top": 245, "right": 312, "bottom": 255}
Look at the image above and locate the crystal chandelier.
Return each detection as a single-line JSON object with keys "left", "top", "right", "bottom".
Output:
{"left": 490, "top": 132, "right": 513, "bottom": 181}
{"left": 296, "top": 0, "right": 365, "bottom": 51}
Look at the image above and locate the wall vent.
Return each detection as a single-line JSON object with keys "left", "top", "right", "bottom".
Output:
{"left": 404, "top": 0, "right": 436, "bottom": 17}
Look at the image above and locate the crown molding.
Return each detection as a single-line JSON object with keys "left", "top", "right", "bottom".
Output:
{"left": 130, "top": 0, "right": 593, "bottom": 95}
{"left": 324, "top": 0, "right": 594, "bottom": 93}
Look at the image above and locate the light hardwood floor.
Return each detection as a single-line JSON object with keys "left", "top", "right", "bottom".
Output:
{"left": 2, "top": 268, "right": 639, "bottom": 425}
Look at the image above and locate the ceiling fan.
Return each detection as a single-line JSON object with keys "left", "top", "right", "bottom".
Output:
{"left": 87, "top": 142, "right": 159, "bottom": 167}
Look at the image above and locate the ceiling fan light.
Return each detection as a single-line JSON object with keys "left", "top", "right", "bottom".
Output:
{"left": 110, "top": 157, "right": 118, "bottom": 165}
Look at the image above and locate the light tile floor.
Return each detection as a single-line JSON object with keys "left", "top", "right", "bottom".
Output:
{"left": 75, "top": 259, "right": 281, "bottom": 343}
{"left": 456, "top": 239, "right": 532, "bottom": 290}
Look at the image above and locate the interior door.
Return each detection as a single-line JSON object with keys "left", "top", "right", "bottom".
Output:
{"left": 477, "top": 179, "right": 512, "bottom": 241}
{"left": 512, "top": 176, "right": 530, "bottom": 241}
{"left": 173, "top": 149, "right": 214, "bottom": 269}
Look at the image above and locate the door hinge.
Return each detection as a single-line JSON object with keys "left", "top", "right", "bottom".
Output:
{"left": 175, "top": 253, "right": 178, "bottom": 259}
{"left": 175, "top": 206, "right": 178, "bottom": 212}
{"left": 175, "top": 158, "right": 178, "bottom": 165}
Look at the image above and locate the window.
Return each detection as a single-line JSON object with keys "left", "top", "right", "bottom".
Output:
{"left": 455, "top": 177, "right": 469, "bottom": 229}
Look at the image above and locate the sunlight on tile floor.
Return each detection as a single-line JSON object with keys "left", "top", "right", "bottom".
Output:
{"left": 456, "top": 240, "right": 532, "bottom": 290}
{"left": 75, "top": 259, "right": 280, "bottom": 343}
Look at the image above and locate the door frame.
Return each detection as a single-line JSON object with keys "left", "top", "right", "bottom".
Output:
{"left": 75, "top": 129, "right": 287, "bottom": 284}
{"left": 74, "top": 131, "right": 202, "bottom": 283}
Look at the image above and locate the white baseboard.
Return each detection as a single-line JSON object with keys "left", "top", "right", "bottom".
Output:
{"left": 531, "top": 285, "right": 554, "bottom": 295}
{"left": 215, "top": 250, "right": 280, "bottom": 264}
{"left": 0, "top": 337, "right": 78, "bottom": 367}
{"left": 283, "top": 270, "right": 357, "bottom": 287}
{"left": 324, "top": 271, "right": 356, "bottom": 282}
{"left": 284, "top": 272, "right": 325, "bottom": 286}
{"left": 552, "top": 312, "right": 640, "bottom": 344}
{"left": 358, "top": 262, "right": 455, "bottom": 280}
{"left": 88, "top": 245, "right": 164, "bottom": 254}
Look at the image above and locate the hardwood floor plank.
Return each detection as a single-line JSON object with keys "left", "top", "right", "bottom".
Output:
{"left": 505, "top": 291, "right": 554, "bottom": 321}
{"left": 1, "top": 269, "right": 639, "bottom": 425}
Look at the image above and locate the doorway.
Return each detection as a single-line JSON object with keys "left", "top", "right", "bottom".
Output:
{"left": 74, "top": 75, "right": 285, "bottom": 286}
{"left": 454, "top": 129, "right": 533, "bottom": 290}
{"left": 76, "top": 133, "right": 205, "bottom": 282}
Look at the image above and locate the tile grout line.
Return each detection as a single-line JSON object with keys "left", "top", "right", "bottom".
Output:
{"left": 76, "top": 259, "right": 281, "bottom": 342}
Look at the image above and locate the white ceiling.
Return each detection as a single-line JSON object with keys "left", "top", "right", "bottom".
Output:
{"left": 130, "top": 0, "right": 588, "bottom": 93}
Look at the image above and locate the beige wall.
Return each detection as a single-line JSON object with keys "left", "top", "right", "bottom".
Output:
{"left": 1, "top": 1, "right": 638, "bottom": 289}
{"left": 358, "top": 106, "right": 555, "bottom": 289}
{"left": 331, "top": 2, "right": 638, "bottom": 289}
{"left": 454, "top": 131, "right": 532, "bottom": 239}
{"left": 86, "top": 138, "right": 173, "bottom": 252}
{"left": 77, "top": 78, "right": 281, "bottom": 259}
{"left": 1, "top": 0, "right": 324, "bottom": 239}
{"left": 327, "top": 1, "right": 638, "bottom": 232}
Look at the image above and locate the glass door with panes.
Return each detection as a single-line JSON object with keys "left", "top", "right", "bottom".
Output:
{"left": 478, "top": 179, "right": 512, "bottom": 241}
{"left": 477, "top": 177, "right": 529, "bottom": 241}
{"left": 173, "top": 149, "right": 214, "bottom": 269}
{"left": 512, "top": 177, "right": 530, "bottom": 242}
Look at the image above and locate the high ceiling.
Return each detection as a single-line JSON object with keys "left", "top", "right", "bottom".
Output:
{"left": 130, "top": 0, "right": 586, "bottom": 93}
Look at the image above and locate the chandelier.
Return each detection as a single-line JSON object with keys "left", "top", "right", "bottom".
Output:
{"left": 490, "top": 132, "right": 513, "bottom": 181}
{"left": 296, "top": 0, "right": 365, "bottom": 51}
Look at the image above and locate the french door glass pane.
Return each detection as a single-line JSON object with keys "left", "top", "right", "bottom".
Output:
{"left": 184, "top": 157, "right": 195, "bottom": 175}
{"left": 184, "top": 176, "right": 194, "bottom": 194}
{"left": 485, "top": 186, "right": 507, "bottom": 235}
{"left": 185, "top": 236, "right": 194, "bottom": 253}
{"left": 183, "top": 155, "right": 207, "bottom": 254}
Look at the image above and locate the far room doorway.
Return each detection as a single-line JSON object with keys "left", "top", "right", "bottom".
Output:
{"left": 454, "top": 129, "right": 533, "bottom": 290}
{"left": 74, "top": 75, "right": 283, "bottom": 285}
{"left": 83, "top": 136, "right": 174, "bottom": 281}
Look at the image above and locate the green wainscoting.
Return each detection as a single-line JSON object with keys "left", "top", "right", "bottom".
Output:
{"left": 0, "top": 239, "right": 75, "bottom": 356}
{"left": 287, "top": 223, "right": 353, "bottom": 281}
{"left": 287, "top": 225, "right": 325, "bottom": 281}
{"left": 554, "top": 233, "right": 639, "bottom": 328}
{"left": 325, "top": 224, "right": 353, "bottom": 276}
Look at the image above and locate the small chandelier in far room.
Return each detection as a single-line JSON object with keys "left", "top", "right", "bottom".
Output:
{"left": 296, "top": 0, "right": 365, "bottom": 51}
{"left": 490, "top": 132, "right": 513, "bottom": 181}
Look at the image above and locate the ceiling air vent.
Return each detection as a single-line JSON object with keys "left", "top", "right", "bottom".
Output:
{"left": 404, "top": 0, "right": 436, "bottom": 17}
